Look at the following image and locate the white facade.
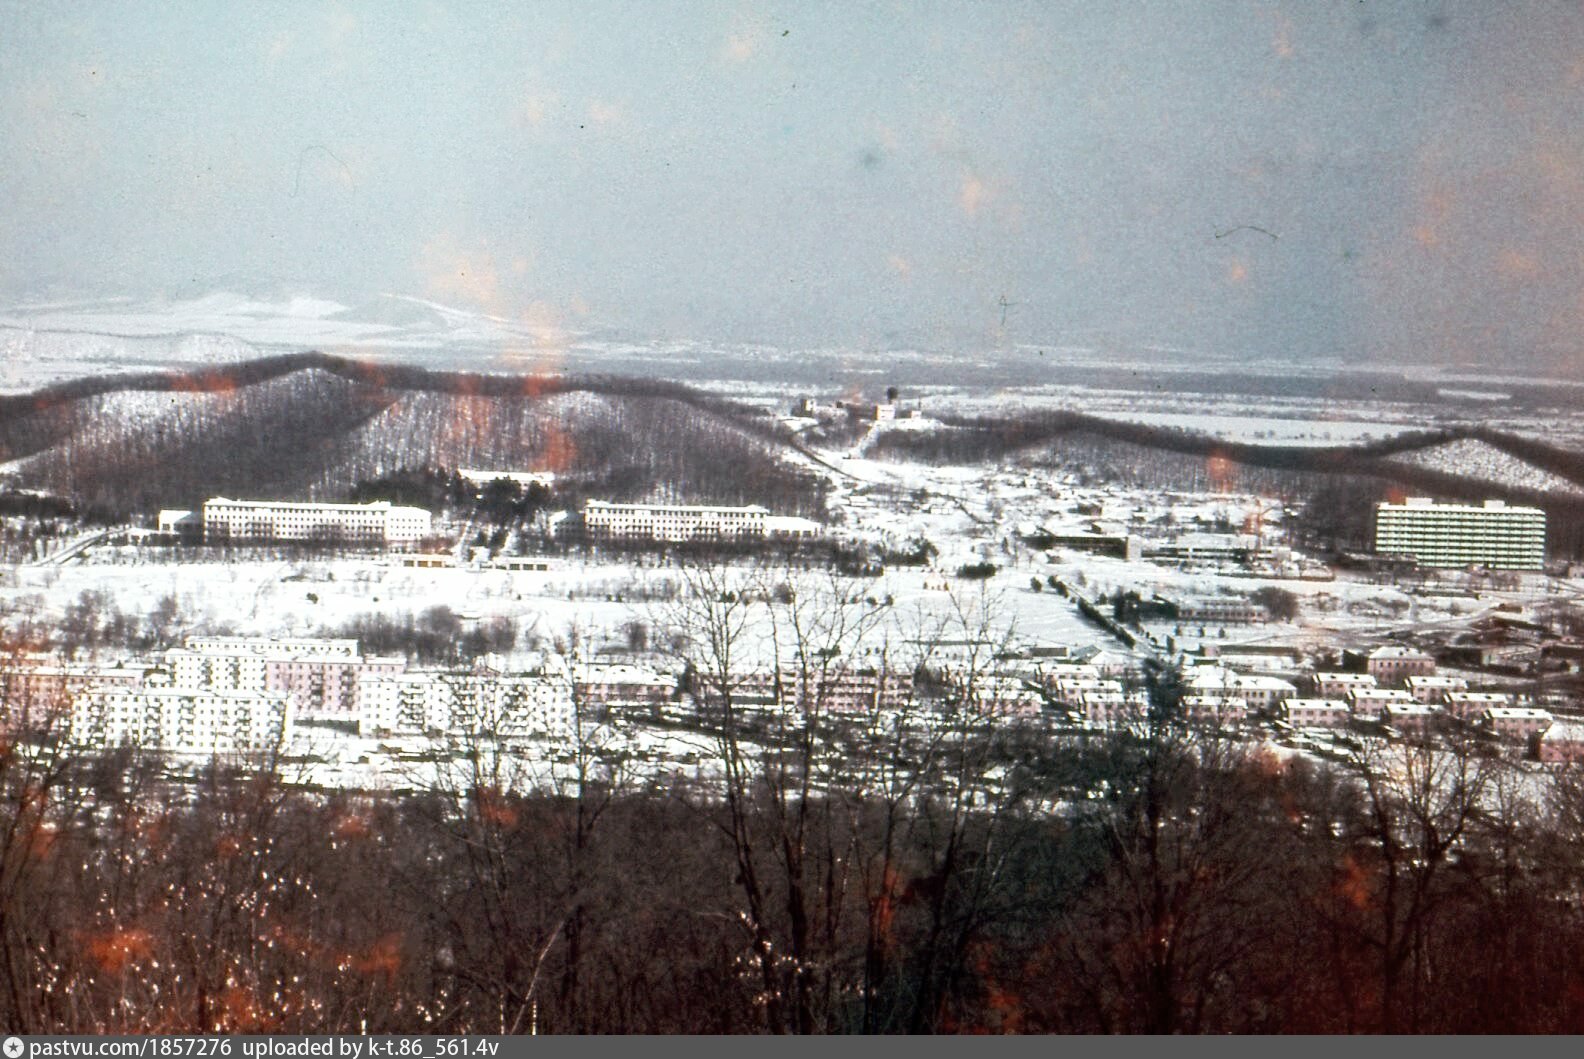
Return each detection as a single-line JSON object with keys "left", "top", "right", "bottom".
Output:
{"left": 581, "top": 501, "right": 821, "bottom": 543}
{"left": 1310, "top": 672, "right": 1378, "bottom": 698}
{"left": 1482, "top": 706, "right": 1553, "bottom": 741}
{"left": 359, "top": 660, "right": 575, "bottom": 741}
{"left": 1444, "top": 691, "right": 1512, "bottom": 720}
{"left": 1383, "top": 702, "right": 1439, "bottom": 734}
{"left": 573, "top": 663, "right": 677, "bottom": 707}
{"left": 1349, "top": 687, "right": 1416, "bottom": 720}
{"left": 202, "top": 498, "right": 431, "bottom": 545}
{"left": 1405, "top": 675, "right": 1468, "bottom": 704}
{"left": 1366, "top": 646, "right": 1436, "bottom": 683}
{"left": 1374, "top": 498, "right": 1546, "bottom": 570}
{"left": 167, "top": 636, "right": 404, "bottom": 721}
{"left": 70, "top": 686, "right": 291, "bottom": 755}
{"left": 1282, "top": 698, "right": 1351, "bottom": 728}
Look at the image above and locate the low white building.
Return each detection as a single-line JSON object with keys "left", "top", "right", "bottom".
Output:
{"left": 1232, "top": 675, "right": 1297, "bottom": 711}
{"left": 1310, "top": 672, "right": 1378, "bottom": 698}
{"left": 1365, "top": 646, "right": 1436, "bottom": 684}
{"left": 1482, "top": 706, "right": 1553, "bottom": 742}
{"left": 1349, "top": 687, "right": 1416, "bottom": 720}
{"left": 1444, "top": 691, "right": 1512, "bottom": 720}
{"left": 1182, "top": 695, "right": 1248, "bottom": 726}
{"left": 581, "top": 501, "right": 821, "bottom": 544}
{"left": 1383, "top": 702, "right": 1439, "bottom": 735}
{"left": 459, "top": 469, "right": 556, "bottom": 489}
{"left": 1282, "top": 698, "right": 1351, "bottom": 729}
{"left": 1405, "top": 674, "right": 1468, "bottom": 704}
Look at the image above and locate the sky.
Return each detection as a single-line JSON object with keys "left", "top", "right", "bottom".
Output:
{"left": 4, "top": 2, "right": 1584, "bottom": 371}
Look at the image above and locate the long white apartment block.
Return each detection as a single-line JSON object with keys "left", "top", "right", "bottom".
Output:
{"left": 70, "top": 685, "right": 291, "bottom": 755}
{"left": 697, "top": 667, "right": 914, "bottom": 713}
{"left": 581, "top": 500, "right": 822, "bottom": 543}
{"left": 358, "top": 659, "right": 575, "bottom": 741}
{"left": 1374, "top": 498, "right": 1545, "bottom": 570}
{"left": 201, "top": 497, "right": 431, "bottom": 546}
{"left": 166, "top": 636, "right": 405, "bottom": 721}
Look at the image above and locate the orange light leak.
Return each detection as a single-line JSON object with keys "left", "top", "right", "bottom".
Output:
{"left": 471, "top": 784, "right": 520, "bottom": 830}
{"left": 1206, "top": 452, "right": 1237, "bottom": 494}
{"left": 83, "top": 927, "right": 155, "bottom": 974}
{"left": 219, "top": 985, "right": 274, "bottom": 1033}
{"left": 330, "top": 809, "right": 371, "bottom": 840}
{"left": 539, "top": 423, "right": 576, "bottom": 474}
{"left": 1334, "top": 853, "right": 1371, "bottom": 911}
{"left": 352, "top": 934, "right": 403, "bottom": 982}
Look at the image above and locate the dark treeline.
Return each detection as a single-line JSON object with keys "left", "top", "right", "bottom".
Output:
{"left": 327, "top": 606, "right": 517, "bottom": 665}
{"left": 4, "top": 718, "right": 1584, "bottom": 1032}
{"left": 873, "top": 408, "right": 1584, "bottom": 488}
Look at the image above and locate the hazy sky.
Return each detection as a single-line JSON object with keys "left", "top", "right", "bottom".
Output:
{"left": 4, "top": 2, "right": 1584, "bottom": 369}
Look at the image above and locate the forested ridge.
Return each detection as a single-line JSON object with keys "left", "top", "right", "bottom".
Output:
{"left": 0, "top": 354, "right": 823, "bottom": 518}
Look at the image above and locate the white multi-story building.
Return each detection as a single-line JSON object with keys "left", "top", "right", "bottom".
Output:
{"left": 1365, "top": 646, "right": 1437, "bottom": 684}
{"left": 1405, "top": 675, "right": 1468, "bottom": 704}
{"left": 358, "top": 659, "right": 575, "bottom": 741}
{"left": 1444, "top": 691, "right": 1512, "bottom": 720}
{"left": 1186, "top": 667, "right": 1295, "bottom": 711}
{"left": 698, "top": 667, "right": 914, "bottom": 714}
{"left": 166, "top": 636, "right": 405, "bottom": 721}
{"left": 0, "top": 660, "right": 148, "bottom": 727}
{"left": 1349, "top": 687, "right": 1416, "bottom": 720}
{"left": 1374, "top": 498, "right": 1546, "bottom": 570}
{"left": 573, "top": 663, "right": 677, "bottom": 708}
{"left": 1383, "top": 702, "right": 1439, "bottom": 735}
{"left": 1309, "top": 672, "right": 1378, "bottom": 698}
{"left": 70, "top": 686, "right": 291, "bottom": 755}
{"left": 1182, "top": 695, "right": 1248, "bottom": 726}
{"left": 580, "top": 501, "right": 821, "bottom": 544}
{"left": 1482, "top": 706, "right": 1553, "bottom": 742}
{"left": 1282, "top": 698, "right": 1351, "bottom": 729}
{"left": 201, "top": 498, "right": 431, "bottom": 546}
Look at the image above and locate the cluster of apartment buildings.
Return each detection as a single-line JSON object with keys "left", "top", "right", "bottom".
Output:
{"left": 1277, "top": 645, "right": 1557, "bottom": 745}
{"left": 5, "top": 627, "right": 1577, "bottom": 761}
{"left": 1, "top": 637, "right": 683, "bottom": 755}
